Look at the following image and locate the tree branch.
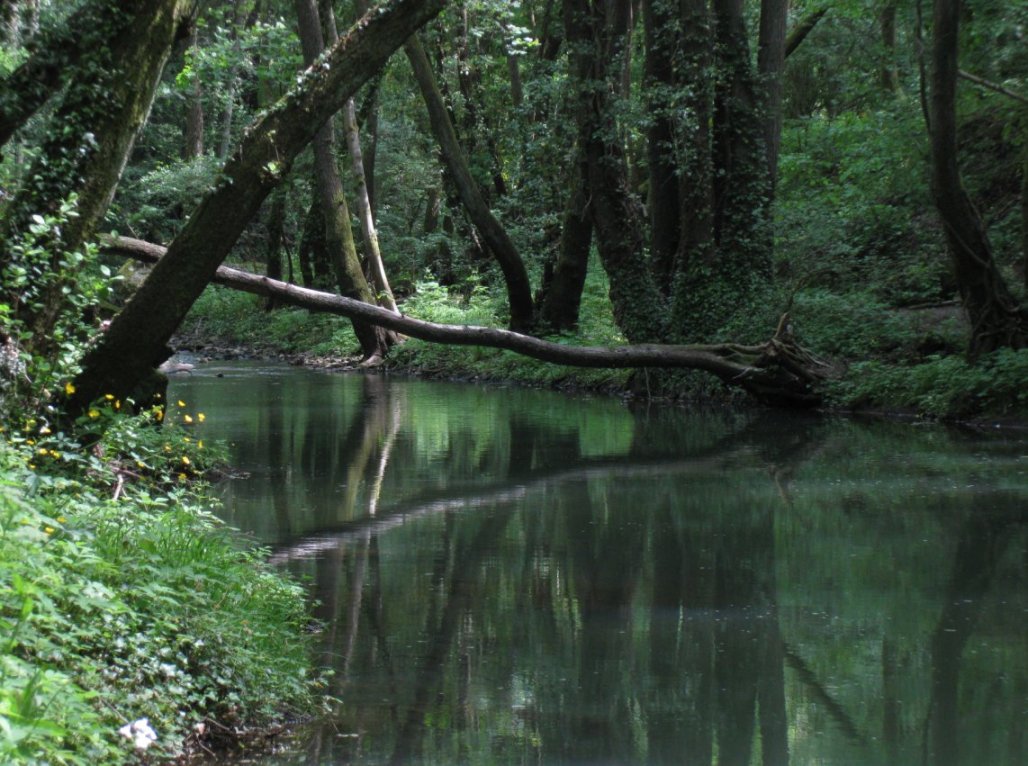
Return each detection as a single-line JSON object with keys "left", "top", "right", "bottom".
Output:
{"left": 103, "top": 236, "right": 837, "bottom": 407}
{"left": 958, "top": 70, "right": 1028, "bottom": 106}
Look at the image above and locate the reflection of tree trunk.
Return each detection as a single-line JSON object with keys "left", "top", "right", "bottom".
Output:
{"left": 928, "top": 509, "right": 1015, "bottom": 766}
{"left": 390, "top": 511, "right": 514, "bottom": 765}
{"left": 714, "top": 504, "right": 788, "bottom": 766}
{"left": 341, "top": 533, "right": 369, "bottom": 677}
{"left": 647, "top": 496, "right": 716, "bottom": 765}
{"left": 368, "top": 394, "right": 404, "bottom": 516}
{"left": 882, "top": 637, "right": 900, "bottom": 762}
{"left": 563, "top": 481, "right": 645, "bottom": 762}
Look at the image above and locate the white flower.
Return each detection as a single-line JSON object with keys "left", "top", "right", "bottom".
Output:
{"left": 118, "top": 718, "right": 158, "bottom": 751}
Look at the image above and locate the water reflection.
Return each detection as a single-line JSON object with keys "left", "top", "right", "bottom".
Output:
{"left": 171, "top": 363, "right": 1027, "bottom": 765}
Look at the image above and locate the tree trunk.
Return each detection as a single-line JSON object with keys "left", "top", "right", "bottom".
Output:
{"left": 295, "top": 0, "right": 393, "bottom": 359}
{"left": 0, "top": 0, "right": 151, "bottom": 148}
{"left": 784, "top": 6, "right": 827, "bottom": 58}
{"left": 298, "top": 196, "right": 329, "bottom": 288}
{"left": 879, "top": 1, "right": 900, "bottom": 93}
{"left": 69, "top": 0, "right": 446, "bottom": 412}
{"left": 182, "top": 24, "right": 205, "bottom": 160}
{"left": 569, "top": 0, "right": 666, "bottom": 345}
{"left": 264, "top": 188, "right": 286, "bottom": 310}
{"left": 669, "top": 0, "right": 715, "bottom": 339}
{"left": 538, "top": 147, "right": 592, "bottom": 332}
{"left": 107, "top": 235, "right": 837, "bottom": 407}
{"left": 929, "top": 0, "right": 1026, "bottom": 356}
{"left": 1, "top": 0, "right": 197, "bottom": 354}
{"left": 679, "top": 0, "right": 772, "bottom": 342}
{"left": 757, "top": 0, "right": 787, "bottom": 187}
{"left": 404, "top": 33, "right": 535, "bottom": 332}
{"left": 642, "top": 0, "right": 680, "bottom": 289}
{"left": 324, "top": 0, "right": 398, "bottom": 315}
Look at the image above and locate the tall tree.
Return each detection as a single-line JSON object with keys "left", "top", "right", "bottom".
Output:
{"left": 69, "top": 0, "right": 446, "bottom": 412}
{"left": 0, "top": 0, "right": 198, "bottom": 355}
{"left": 929, "top": 0, "right": 1027, "bottom": 355}
{"left": 294, "top": 0, "right": 394, "bottom": 360}
{"left": 404, "top": 32, "right": 535, "bottom": 332}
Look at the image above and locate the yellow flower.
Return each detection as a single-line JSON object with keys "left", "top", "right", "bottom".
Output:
{"left": 183, "top": 414, "right": 194, "bottom": 424}
{"left": 26, "top": 439, "right": 35, "bottom": 445}
{"left": 64, "top": 382, "right": 76, "bottom": 395}
{"left": 104, "top": 394, "right": 114, "bottom": 401}
{"left": 155, "top": 410, "right": 164, "bottom": 422}
{"left": 136, "top": 460, "right": 146, "bottom": 469}
{"left": 88, "top": 409, "right": 100, "bottom": 419}
{"left": 114, "top": 400, "right": 121, "bottom": 410}
{"left": 44, "top": 526, "right": 55, "bottom": 535}
{"left": 37, "top": 447, "right": 48, "bottom": 455}
{"left": 48, "top": 450, "right": 60, "bottom": 459}
{"left": 177, "top": 473, "right": 187, "bottom": 482}
{"left": 27, "top": 463, "right": 36, "bottom": 470}
{"left": 39, "top": 426, "right": 51, "bottom": 435}
{"left": 197, "top": 440, "right": 204, "bottom": 450}
{"left": 181, "top": 455, "right": 191, "bottom": 465}
{"left": 57, "top": 516, "right": 66, "bottom": 523}
{"left": 177, "top": 400, "right": 186, "bottom": 408}
{"left": 197, "top": 413, "right": 206, "bottom": 423}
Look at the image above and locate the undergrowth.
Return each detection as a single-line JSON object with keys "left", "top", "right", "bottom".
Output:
{"left": 0, "top": 400, "right": 323, "bottom": 764}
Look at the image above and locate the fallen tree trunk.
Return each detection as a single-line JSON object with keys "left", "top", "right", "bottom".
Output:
{"left": 104, "top": 236, "right": 838, "bottom": 407}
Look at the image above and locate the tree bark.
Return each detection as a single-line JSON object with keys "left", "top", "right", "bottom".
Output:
{"left": 670, "top": 0, "right": 714, "bottom": 339}
{"left": 879, "top": 1, "right": 900, "bottom": 93}
{"left": 757, "top": 0, "right": 787, "bottom": 187}
{"left": 295, "top": 0, "right": 393, "bottom": 358}
{"left": 568, "top": 0, "right": 667, "bottom": 345}
{"left": 69, "top": 0, "right": 446, "bottom": 412}
{"left": 784, "top": 7, "right": 827, "bottom": 59}
{"left": 538, "top": 146, "right": 592, "bottom": 332}
{"left": 324, "top": 0, "right": 398, "bottom": 315}
{"left": 642, "top": 0, "right": 680, "bottom": 289}
{"left": 1, "top": 0, "right": 197, "bottom": 354}
{"left": 404, "top": 33, "right": 535, "bottom": 332}
{"left": 0, "top": 0, "right": 151, "bottom": 148}
{"left": 264, "top": 188, "right": 286, "bottom": 310}
{"left": 106, "top": 235, "right": 837, "bottom": 407}
{"left": 182, "top": 23, "right": 205, "bottom": 160}
{"left": 929, "top": 0, "right": 1026, "bottom": 355}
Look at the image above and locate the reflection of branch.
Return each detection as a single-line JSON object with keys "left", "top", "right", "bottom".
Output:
{"left": 783, "top": 643, "right": 868, "bottom": 746}
{"left": 268, "top": 455, "right": 737, "bottom": 563}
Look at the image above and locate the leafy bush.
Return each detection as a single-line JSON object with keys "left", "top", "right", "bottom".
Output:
{"left": 827, "top": 349, "right": 1028, "bottom": 419}
{"left": 0, "top": 407, "right": 321, "bottom": 764}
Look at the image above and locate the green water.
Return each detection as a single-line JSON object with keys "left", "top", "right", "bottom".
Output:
{"left": 170, "top": 361, "right": 1028, "bottom": 766}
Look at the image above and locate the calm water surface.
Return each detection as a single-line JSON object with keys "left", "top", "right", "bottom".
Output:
{"left": 170, "top": 361, "right": 1028, "bottom": 766}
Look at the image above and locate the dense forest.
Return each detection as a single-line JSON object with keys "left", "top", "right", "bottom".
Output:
{"left": 0, "top": 0, "right": 1024, "bottom": 419}
{"left": 0, "top": 0, "right": 1025, "bottom": 761}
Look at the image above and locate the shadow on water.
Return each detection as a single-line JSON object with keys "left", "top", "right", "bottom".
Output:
{"left": 171, "top": 362, "right": 1028, "bottom": 765}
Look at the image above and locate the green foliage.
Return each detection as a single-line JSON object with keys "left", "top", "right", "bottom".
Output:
{"left": 828, "top": 349, "right": 1028, "bottom": 419}
{"left": 776, "top": 103, "right": 951, "bottom": 306}
{"left": 0, "top": 200, "right": 115, "bottom": 419}
{"left": 0, "top": 406, "right": 321, "bottom": 764}
{"left": 789, "top": 289, "right": 966, "bottom": 359}
{"left": 182, "top": 287, "right": 359, "bottom": 356}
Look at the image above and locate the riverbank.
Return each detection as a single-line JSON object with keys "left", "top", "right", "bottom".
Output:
{"left": 0, "top": 404, "right": 324, "bottom": 764}
{"left": 175, "top": 286, "right": 1028, "bottom": 424}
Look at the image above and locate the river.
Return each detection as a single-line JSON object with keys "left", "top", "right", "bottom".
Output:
{"left": 170, "top": 361, "right": 1027, "bottom": 766}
